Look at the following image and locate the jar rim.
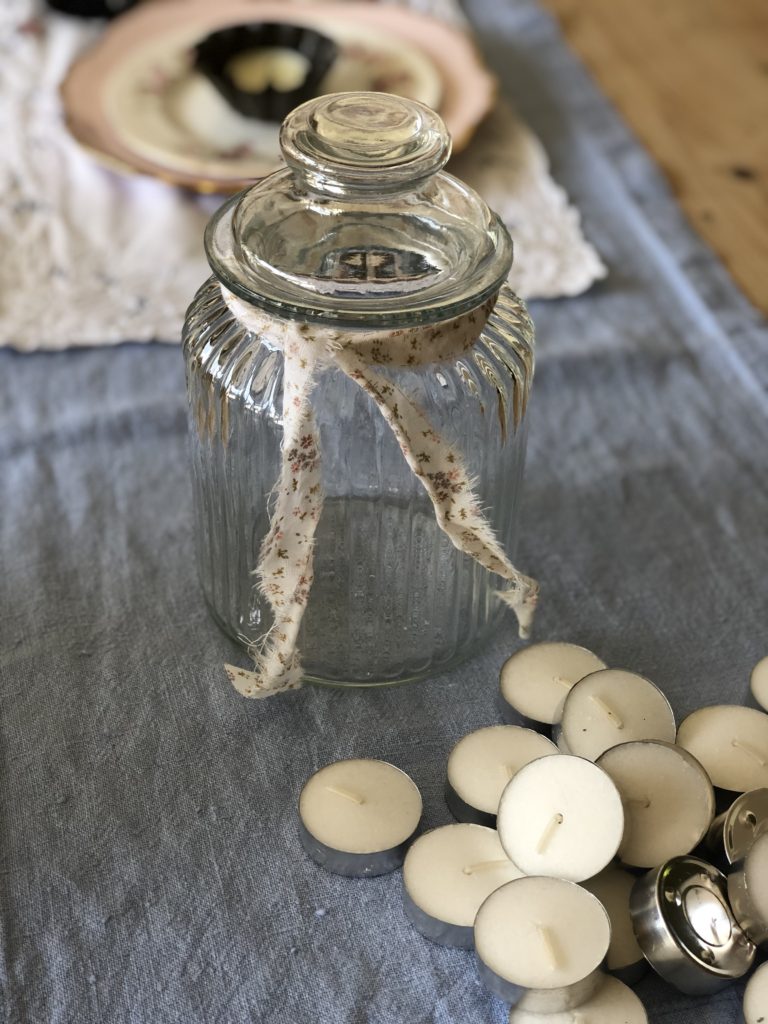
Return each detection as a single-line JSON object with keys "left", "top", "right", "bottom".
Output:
{"left": 205, "top": 187, "right": 513, "bottom": 329}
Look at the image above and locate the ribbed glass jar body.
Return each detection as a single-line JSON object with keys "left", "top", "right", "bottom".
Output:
{"left": 182, "top": 278, "right": 534, "bottom": 686}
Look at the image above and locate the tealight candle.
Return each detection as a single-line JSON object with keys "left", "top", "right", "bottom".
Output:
{"left": 705, "top": 788, "right": 768, "bottom": 865}
{"left": 298, "top": 759, "right": 422, "bottom": 877}
{"left": 677, "top": 705, "right": 768, "bottom": 793}
{"left": 751, "top": 656, "right": 768, "bottom": 712}
{"left": 744, "top": 961, "right": 768, "bottom": 1024}
{"left": 402, "top": 823, "right": 523, "bottom": 948}
{"left": 226, "top": 49, "right": 310, "bottom": 94}
{"left": 556, "top": 669, "right": 676, "bottom": 761}
{"left": 596, "top": 741, "right": 714, "bottom": 869}
{"left": 507, "top": 975, "right": 648, "bottom": 1024}
{"left": 499, "top": 642, "right": 607, "bottom": 729}
{"left": 582, "top": 866, "right": 647, "bottom": 984}
{"left": 727, "top": 831, "right": 768, "bottom": 947}
{"left": 630, "top": 855, "right": 755, "bottom": 995}
{"left": 497, "top": 754, "right": 624, "bottom": 882}
{"left": 446, "top": 726, "right": 558, "bottom": 826}
{"left": 474, "top": 876, "right": 611, "bottom": 1012}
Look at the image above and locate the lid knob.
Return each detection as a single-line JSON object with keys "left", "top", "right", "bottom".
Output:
{"left": 279, "top": 92, "right": 452, "bottom": 194}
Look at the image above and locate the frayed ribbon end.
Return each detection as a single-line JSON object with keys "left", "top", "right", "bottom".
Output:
{"left": 496, "top": 575, "right": 540, "bottom": 640}
{"left": 224, "top": 662, "right": 304, "bottom": 699}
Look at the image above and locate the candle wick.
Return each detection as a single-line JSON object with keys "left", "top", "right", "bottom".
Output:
{"left": 589, "top": 694, "right": 624, "bottom": 729}
{"left": 462, "top": 860, "right": 514, "bottom": 876}
{"left": 626, "top": 796, "right": 652, "bottom": 809}
{"left": 325, "top": 785, "right": 364, "bottom": 805}
{"left": 536, "top": 812, "right": 564, "bottom": 854}
{"left": 731, "top": 739, "right": 768, "bottom": 768}
{"left": 535, "top": 923, "right": 561, "bottom": 970}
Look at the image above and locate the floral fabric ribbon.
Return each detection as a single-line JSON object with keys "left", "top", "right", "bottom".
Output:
{"left": 221, "top": 287, "right": 539, "bottom": 699}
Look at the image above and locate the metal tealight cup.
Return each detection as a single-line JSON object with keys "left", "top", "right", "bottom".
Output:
{"left": 629, "top": 855, "right": 755, "bottom": 995}
{"left": 704, "top": 787, "right": 768, "bottom": 866}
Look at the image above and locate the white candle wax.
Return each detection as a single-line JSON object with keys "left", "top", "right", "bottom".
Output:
{"left": 299, "top": 759, "right": 421, "bottom": 873}
{"left": 403, "top": 823, "right": 523, "bottom": 947}
{"left": 728, "top": 831, "right": 768, "bottom": 947}
{"left": 557, "top": 669, "right": 676, "bottom": 761}
{"left": 508, "top": 975, "right": 648, "bottom": 1024}
{"left": 677, "top": 705, "right": 768, "bottom": 793}
{"left": 581, "top": 866, "right": 645, "bottom": 976}
{"left": 744, "top": 961, "right": 768, "bottom": 1024}
{"left": 497, "top": 755, "right": 624, "bottom": 882}
{"left": 447, "top": 726, "right": 558, "bottom": 820}
{"left": 743, "top": 833, "right": 768, "bottom": 929}
{"left": 750, "top": 656, "right": 768, "bottom": 713}
{"left": 475, "top": 877, "right": 610, "bottom": 1011}
{"left": 226, "top": 49, "right": 310, "bottom": 94}
{"left": 596, "top": 741, "right": 715, "bottom": 868}
{"left": 500, "top": 642, "right": 607, "bottom": 726}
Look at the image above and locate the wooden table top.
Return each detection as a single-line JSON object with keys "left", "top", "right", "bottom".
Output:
{"left": 541, "top": 0, "right": 768, "bottom": 316}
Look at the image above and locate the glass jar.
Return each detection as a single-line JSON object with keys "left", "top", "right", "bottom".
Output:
{"left": 182, "top": 92, "right": 535, "bottom": 689}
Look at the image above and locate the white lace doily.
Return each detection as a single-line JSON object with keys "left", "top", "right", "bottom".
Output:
{"left": 0, "top": 0, "right": 605, "bottom": 352}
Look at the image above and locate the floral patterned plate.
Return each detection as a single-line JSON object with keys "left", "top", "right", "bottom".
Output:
{"left": 61, "top": 0, "right": 496, "bottom": 192}
{"left": 102, "top": 18, "right": 442, "bottom": 182}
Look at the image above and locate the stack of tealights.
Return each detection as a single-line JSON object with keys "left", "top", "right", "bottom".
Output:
{"left": 298, "top": 645, "right": 768, "bottom": 1022}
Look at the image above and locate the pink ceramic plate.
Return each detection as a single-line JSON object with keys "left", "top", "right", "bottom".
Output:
{"left": 61, "top": 0, "right": 496, "bottom": 192}
{"left": 100, "top": 15, "right": 443, "bottom": 182}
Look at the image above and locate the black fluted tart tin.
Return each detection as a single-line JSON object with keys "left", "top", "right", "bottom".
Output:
{"left": 45, "top": 0, "right": 137, "bottom": 15}
{"left": 193, "top": 22, "right": 338, "bottom": 122}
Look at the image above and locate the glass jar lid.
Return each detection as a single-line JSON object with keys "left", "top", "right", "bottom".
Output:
{"left": 205, "top": 91, "right": 513, "bottom": 328}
